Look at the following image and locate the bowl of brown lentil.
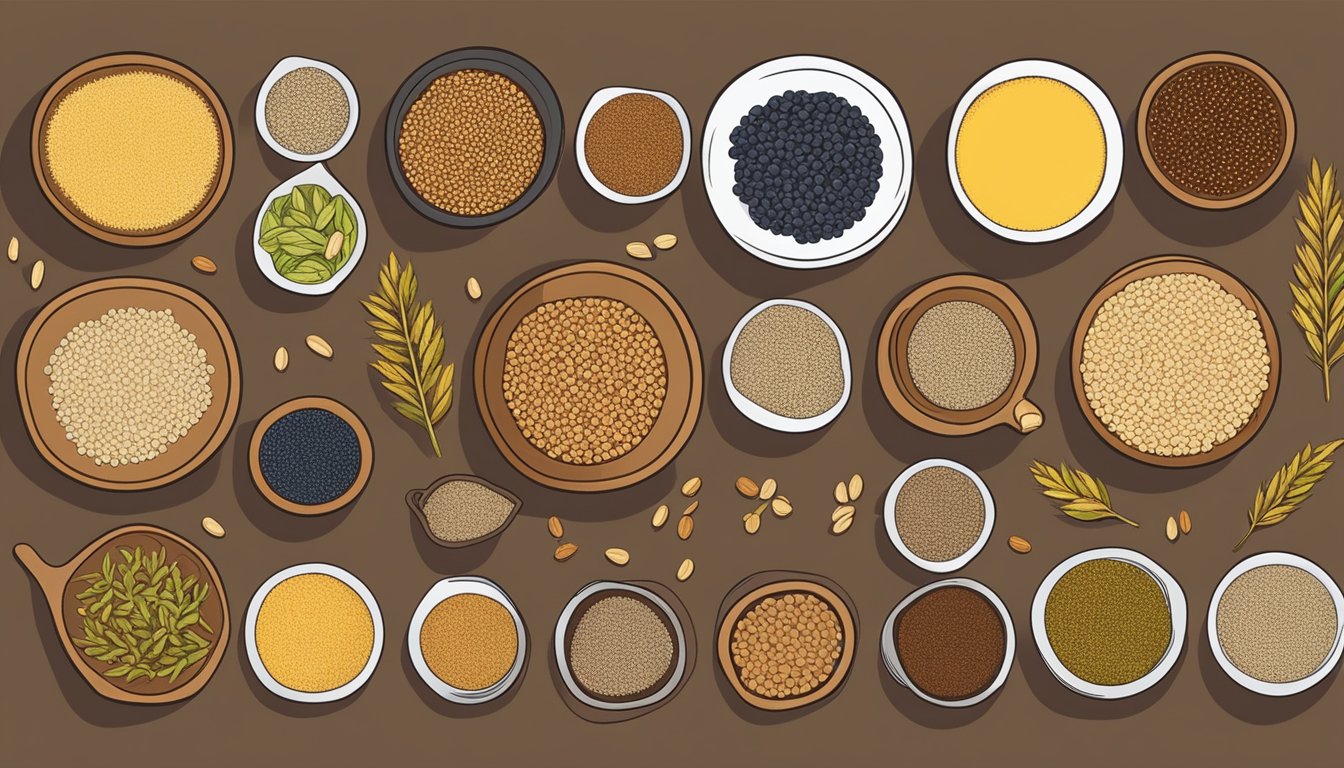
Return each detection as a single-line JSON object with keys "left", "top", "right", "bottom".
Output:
{"left": 878, "top": 274, "right": 1043, "bottom": 436}
{"left": 1071, "top": 255, "right": 1279, "bottom": 467}
{"left": 716, "top": 573, "right": 857, "bottom": 711}
{"left": 1031, "top": 548, "right": 1186, "bottom": 699}
{"left": 474, "top": 261, "right": 702, "bottom": 492}
{"left": 1138, "top": 52, "right": 1294, "bottom": 210}
{"left": 386, "top": 47, "right": 562, "bottom": 227}
{"left": 576, "top": 87, "right": 691, "bottom": 204}
{"left": 409, "top": 576, "right": 527, "bottom": 704}
{"left": 32, "top": 53, "right": 234, "bottom": 247}
{"left": 255, "top": 56, "right": 359, "bottom": 162}
{"left": 882, "top": 459, "right": 995, "bottom": 573}
{"left": 16, "top": 277, "right": 242, "bottom": 491}
{"left": 405, "top": 474, "right": 522, "bottom": 548}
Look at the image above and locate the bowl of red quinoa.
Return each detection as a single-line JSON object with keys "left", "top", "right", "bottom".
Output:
{"left": 576, "top": 87, "right": 691, "bottom": 204}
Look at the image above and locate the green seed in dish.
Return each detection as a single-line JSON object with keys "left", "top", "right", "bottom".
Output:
{"left": 258, "top": 183, "right": 357, "bottom": 284}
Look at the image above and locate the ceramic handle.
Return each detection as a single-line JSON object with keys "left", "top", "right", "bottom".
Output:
{"left": 1011, "top": 399, "right": 1044, "bottom": 433}
{"left": 405, "top": 489, "right": 425, "bottom": 511}
{"left": 13, "top": 543, "right": 59, "bottom": 601}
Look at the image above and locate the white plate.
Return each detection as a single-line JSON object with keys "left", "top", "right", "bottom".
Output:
{"left": 1031, "top": 548, "right": 1186, "bottom": 699}
{"left": 554, "top": 581, "right": 687, "bottom": 711}
{"left": 947, "top": 59, "right": 1122, "bottom": 243}
{"left": 883, "top": 459, "right": 994, "bottom": 573}
{"left": 407, "top": 576, "right": 527, "bottom": 704}
{"left": 252, "top": 163, "right": 367, "bottom": 296}
{"left": 702, "top": 55, "right": 913, "bottom": 269}
{"left": 1208, "top": 552, "right": 1344, "bottom": 696}
{"left": 576, "top": 87, "right": 691, "bottom": 204}
{"left": 881, "top": 578, "right": 1015, "bottom": 707}
{"left": 245, "top": 563, "right": 384, "bottom": 704}
{"left": 256, "top": 56, "right": 359, "bottom": 162}
{"left": 722, "top": 299, "right": 852, "bottom": 432}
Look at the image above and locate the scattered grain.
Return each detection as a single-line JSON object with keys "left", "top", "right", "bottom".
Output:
{"left": 736, "top": 476, "right": 760, "bottom": 497}
{"left": 201, "top": 516, "right": 225, "bottom": 538}
{"left": 605, "top": 548, "right": 630, "bottom": 566}
{"left": 465, "top": 276, "right": 482, "bottom": 300}
{"left": 681, "top": 476, "right": 702, "bottom": 497}
{"left": 759, "top": 478, "right": 777, "bottom": 500}
{"left": 1008, "top": 536, "right": 1031, "bottom": 554}
{"left": 653, "top": 234, "right": 678, "bottom": 250}
{"left": 273, "top": 346, "right": 288, "bottom": 372}
{"left": 677, "top": 558, "right": 694, "bottom": 581}
{"left": 677, "top": 515, "right": 694, "bottom": 540}
{"left": 190, "top": 255, "right": 216, "bottom": 274}
{"left": 1179, "top": 509, "right": 1192, "bottom": 535}
{"left": 1166, "top": 516, "right": 1179, "bottom": 541}
{"left": 652, "top": 504, "right": 669, "bottom": 529}
{"left": 547, "top": 515, "right": 564, "bottom": 539}
{"left": 30, "top": 260, "right": 44, "bottom": 290}
{"left": 305, "top": 334, "right": 333, "bottom": 358}
{"left": 555, "top": 542, "right": 578, "bottom": 561}
{"left": 626, "top": 241, "right": 653, "bottom": 260}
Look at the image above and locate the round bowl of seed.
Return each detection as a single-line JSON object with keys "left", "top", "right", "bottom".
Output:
{"left": 16, "top": 277, "right": 242, "bottom": 491}
{"left": 248, "top": 396, "right": 374, "bottom": 515}
{"left": 576, "top": 87, "right": 691, "bottom": 204}
{"left": 410, "top": 576, "right": 527, "bottom": 704}
{"left": 1071, "top": 255, "right": 1279, "bottom": 467}
{"left": 255, "top": 56, "right": 359, "bottom": 163}
{"left": 878, "top": 274, "right": 1043, "bottom": 436}
{"left": 883, "top": 459, "right": 995, "bottom": 573}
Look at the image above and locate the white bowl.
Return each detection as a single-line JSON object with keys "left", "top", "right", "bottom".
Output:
{"left": 702, "top": 55, "right": 913, "bottom": 269}
{"left": 408, "top": 576, "right": 527, "bottom": 704}
{"left": 252, "top": 163, "right": 367, "bottom": 296}
{"left": 881, "top": 578, "right": 1015, "bottom": 707}
{"left": 554, "top": 581, "right": 687, "bottom": 711}
{"left": 256, "top": 56, "right": 359, "bottom": 162}
{"left": 883, "top": 459, "right": 994, "bottom": 573}
{"left": 722, "top": 299, "right": 852, "bottom": 433}
{"left": 947, "top": 59, "right": 1122, "bottom": 243}
{"left": 576, "top": 87, "right": 691, "bottom": 204}
{"left": 245, "top": 563, "right": 384, "bottom": 704}
{"left": 1031, "top": 548, "right": 1186, "bottom": 699}
{"left": 1208, "top": 552, "right": 1344, "bottom": 696}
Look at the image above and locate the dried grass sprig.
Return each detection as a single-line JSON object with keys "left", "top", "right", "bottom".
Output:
{"left": 1234, "top": 439, "right": 1342, "bottom": 551}
{"left": 1289, "top": 159, "right": 1344, "bottom": 401}
{"left": 1029, "top": 460, "right": 1138, "bottom": 527}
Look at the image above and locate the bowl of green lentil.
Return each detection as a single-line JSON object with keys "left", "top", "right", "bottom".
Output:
{"left": 1032, "top": 548, "right": 1186, "bottom": 699}
{"left": 576, "top": 87, "right": 691, "bottom": 204}
{"left": 255, "top": 56, "right": 359, "bottom": 162}
{"left": 248, "top": 396, "right": 374, "bottom": 516}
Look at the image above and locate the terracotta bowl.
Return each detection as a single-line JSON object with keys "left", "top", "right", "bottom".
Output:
{"left": 405, "top": 474, "right": 522, "bottom": 548}
{"left": 248, "top": 396, "right": 374, "bottom": 515}
{"left": 15, "top": 525, "right": 229, "bottom": 704}
{"left": 878, "top": 274, "right": 1043, "bottom": 436}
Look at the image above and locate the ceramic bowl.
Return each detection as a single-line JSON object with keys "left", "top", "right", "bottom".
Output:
{"left": 883, "top": 459, "right": 995, "bottom": 573}
{"left": 576, "top": 87, "right": 691, "bottom": 203}
{"left": 255, "top": 56, "right": 359, "bottom": 162}
{"left": 408, "top": 576, "right": 527, "bottom": 704}
{"left": 252, "top": 163, "right": 367, "bottom": 295}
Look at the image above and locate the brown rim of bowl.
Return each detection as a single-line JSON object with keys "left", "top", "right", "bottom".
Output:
{"left": 877, "top": 274, "right": 1042, "bottom": 436}
{"left": 15, "top": 277, "right": 242, "bottom": 491}
{"left": 1070, "top": 255, "right": 1280, "bottom": 468}
{"left": 474, "top": 261, "right": 702, "bottom": 492}
{"left": 14, "top": 524, "right": 229, "bottom": 704}
{"left": 31, "top": 52, "right": 234, "bottom": 247}
{"left": 247, "top": 396, "right": 374, "bottom": 515}
{"left": 561, "top": 587, "right": 683, "bottom": 705}
{"left": 405, "top": 474, "right": 523, "bottom": 549}
{"left": 716, "top": 577, "right": 857, "bottom": 711}
{"left": 1137, "top": 51, "right": 1294, "bottom": 210}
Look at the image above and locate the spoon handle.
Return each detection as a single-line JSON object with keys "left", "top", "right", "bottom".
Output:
{"left": 13, "top": 543, "right": 60, "bottom": 602}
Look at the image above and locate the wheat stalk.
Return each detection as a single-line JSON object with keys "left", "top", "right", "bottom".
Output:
{"left": 1029, "top": 460, "right": 1138, "bottom": 527}
{"left": 1290, "top": 158, "right": 1344, "bottom": 401}
{"left": 1234, "top": 439, "right": 1342, "bottom": 552}
{"left": 361, "top": 252, "right": 453, "bottom": 457}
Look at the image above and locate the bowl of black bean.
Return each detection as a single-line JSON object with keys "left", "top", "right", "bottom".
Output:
{"left": 248, "top": 396, "right": 374, "bottom": 516}
{"left": 702, "top": 55, "right": 913, "bottom": 269}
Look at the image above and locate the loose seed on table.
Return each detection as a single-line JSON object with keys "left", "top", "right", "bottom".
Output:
{"left": 744, "top": 513, "right": 761, "bottom": 534}
{"left": 835, "top": 481, "right": 850, "bottom": 504}
{"left": 759, "top": 478, "right": 777, "bottom": 500}
{"left": 1179, "top": 509, "right": 1192, "bottom": 534}
{"left": 201, "top": 516, "right": 225, "bottom": 538}
{"left": 832, "top": 515, "right": 854, "bottom": 535}
{"left": 677, "top": 515, "right": 694, "bottom": 540}
{"left": 653, "top": 234, "right": 678, "bottom": 250}
{"left": 555, "top": 542, "right": 578, "bottom": 561}
{"left": 6, "top": 236, "right": 16, "bottom": 262}
{"left": 274, "top": 346, "right": 289, "bottom": 372}
{"left": 735, "top": 476, "right": 759, "bottom": 497}
{"left": 652, "top": 504, "right": 669, "bottom": 529}
{"left": 681, "top": 476, "right": 702, "bottom": 496}
{"left": 191, "top": 255, "right": 217, "bottom": 274}
{"left": 676, "top": 558, "right": 694, "bottom": 581}
{"left": 1008, "top": 536, "right": 1032, "bottom": 553}
{"left": 306, "top": 334, "right": 333, "bottom": 358}
{"left": 30, "top": 260, "right": 44, "bottom": 290}
{"left": 626, "top": 241, "right": 653, "bottom": 260}
{"left": 1166, "top": 516, "right": 1179, "bottom": 541}
{"left": 848, "top": 474, "right": 863, "bottom": 500}
{"left": 547, "top": 516, "right": 564, "bottom": 539}
{"left": 771, "top": 497, "right": 793, "bottom": 517}
{"left": 605, "top": 547, "right": 630, "bottom": 565}
{"left": 682, "top": 501, "right": 698, "bottom": 516}
{"left": 466, "top": 276, "right": 482, "bottom": 300}
{"left": 831, "top": 504, "right": 856, "bottom": 523}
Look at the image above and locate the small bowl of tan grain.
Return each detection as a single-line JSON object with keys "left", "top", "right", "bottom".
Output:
{"left": 1071, "top": 255, "right": 1279, "bottom": 467}
{"left": 406, "top": 475, "right": 522, "bottom": 548}
{"left": 723, "top": 299, "right": 852, "bottom": 432}
{"left": 255, "top": 56, "right": 359, "bottom": 162}
{"left": 1138, "top": 52, "right": 1294, "bottom": 209}
{"left": 878, "top": 274, "right": 1043, "bottom": 436}
{"left": 883, "top": 459, "right": 995, "bottom": 573}
{"left": 409, "top": 576, "right": 527, "bottom": 704}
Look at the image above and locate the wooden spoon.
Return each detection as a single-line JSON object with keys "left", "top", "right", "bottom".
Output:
{"left": 15, "top": 524, "right": 229, "bottom": 704}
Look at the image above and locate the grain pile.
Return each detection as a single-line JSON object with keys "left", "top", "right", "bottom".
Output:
{"left": 1080, "top": 273, "right": 1270, "bottom": 457}
{"left": 893, "top": 466, "right": 985, "bottom": 562}
{"left": 907, "top": 301, "right": 1015, "bottom": 411}
{"left": 503, "top": 297, "right": 667, "bottom": 464}
{"left": 255, "top": 573, "right": 374, "bottom": 693}
{"left": 46, "top": 307, "right": 214, "bottom": 467}
{"left": 420, "top": 594, "right": 518, "bottom": 690}
{"left": 1044, "top": 559, "right": 1171, "bottom": 686}
{"left": 1217, "top": 565, "right": 1338, "bottom": 683}
{"left": 729, "top": 304, "right": 845, "bottom": 419}
{"left": 421, "top": 480, "right": 515, "bottom": 543}
{"left": 583, "top": 93, "right": 683, "bottom": 197}
{"left": 264, "top": 67, "right": 350, "bottom": 155}
{"left": 569, "top": 595, "right": 673, "bottom": 698}
{"left": 397, "top": 69, "right": 543, "bottom": 216}
{"left": 730, "top": 592, "right": 842, "bottom": 699}
{"left": 44, "top": 70, "right": 221, "bottom": 231}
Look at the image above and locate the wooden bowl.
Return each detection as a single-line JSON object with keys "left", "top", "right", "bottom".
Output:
{"left": 14, "top": 525, "right": 229, "bottom": 704}
{"left": 16, "top": 277, "right": 242, "bottom": 491}
{"left": 32, "top": 53, "right": 234, "bottom": 246}
{"left": 1137, "top": 52, "right": 1294, "bottom": 210}
{"left": 248, "top": 396, "right": 374, "bottom": 515}
{"left": 405, "top": 474, "right": 522, "bottom": 548}
{"left": 474, "top": 262, "right": 702, "bottom": 492}
{"left": 716, "top": 573, "right": 857, "bottom": 711}
{"left": 877, "top": 274, "right": 1043, "bottom": 436}
{"left": 1070, "top": 255, "right": 1280, "bottom": 467}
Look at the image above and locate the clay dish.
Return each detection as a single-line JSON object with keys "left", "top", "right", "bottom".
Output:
{"left": 405, "top": 474, "right": 522, "bottom": 548}
{"left": 248, "top": 396, "right": 374, "bottom": 515}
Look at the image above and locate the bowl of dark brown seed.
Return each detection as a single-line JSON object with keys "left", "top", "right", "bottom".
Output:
{"left": 878, "top": 274, "right": 1042, "bottom": 436}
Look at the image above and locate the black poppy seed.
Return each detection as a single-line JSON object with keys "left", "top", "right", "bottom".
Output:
{"left": 258, "top": 408, "right": 361, "bottom": 505}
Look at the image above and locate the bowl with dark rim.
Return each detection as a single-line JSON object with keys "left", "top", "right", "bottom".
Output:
{"left": 405, "top": 474, "right": 523, "bottom": 549}
{"left": 248, "top": 396, "right": 374, "bottom": 515}
{"left": 385, "top": 47, "right": 563, "bottom": 228}
{"left": 32, "top": 52, "right": 234, "bottom": 247}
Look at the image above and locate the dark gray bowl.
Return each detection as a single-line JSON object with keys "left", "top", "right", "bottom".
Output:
{"left": 386, "top": 47, "right": 563, "bottom": 228}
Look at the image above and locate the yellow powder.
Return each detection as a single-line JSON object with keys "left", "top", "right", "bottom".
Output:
{"left": 44, "top": 70, "right": 221, "bottom": 232}
{"left": 255, "top": 573, "right": 374, "bottom": 693}
{"left": 955, "top": 77, "right": 1105, "bottom": 232}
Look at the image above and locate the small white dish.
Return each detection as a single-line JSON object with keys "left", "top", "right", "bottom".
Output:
{"left": 1031, "top": 548, "right": 1186, "bottom": 699}
{"left": 722, "top": 299, "right": 852, "bottom": 433}
{"left": 408, "top": 576, "right": 527, "bottom": 704}
{"left": 1208, "top": 552, "right": 1344, "bottom": 697}
{"left": 881, "top": 578, "right": 1015, "bottom": 707}
{"left": 883, "top": 459, "right": 994, "bottom": 573}
{"left": 256, "top": 56, "right": 359, "bottom": 162}
{"left": 576, "top": 87, "right": 691, "bottom": 204}
{"left": 245, "top": 563, "right": 383, "bottom": 704}
{"left": 554, "top": 581, "right": 687, "bottom": 711}
{"left": 947, "top": 59, "right": 1122, "bottom": 243}
{"left": 253, "top": 163, "right": 367, "bottom": 296}
{"left": 702, "top": 55, "right": 913, "bottom": 269}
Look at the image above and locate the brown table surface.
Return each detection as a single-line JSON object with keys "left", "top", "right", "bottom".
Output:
{"left": 2, "top": 1, "right": 1341, "bottom": 765}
